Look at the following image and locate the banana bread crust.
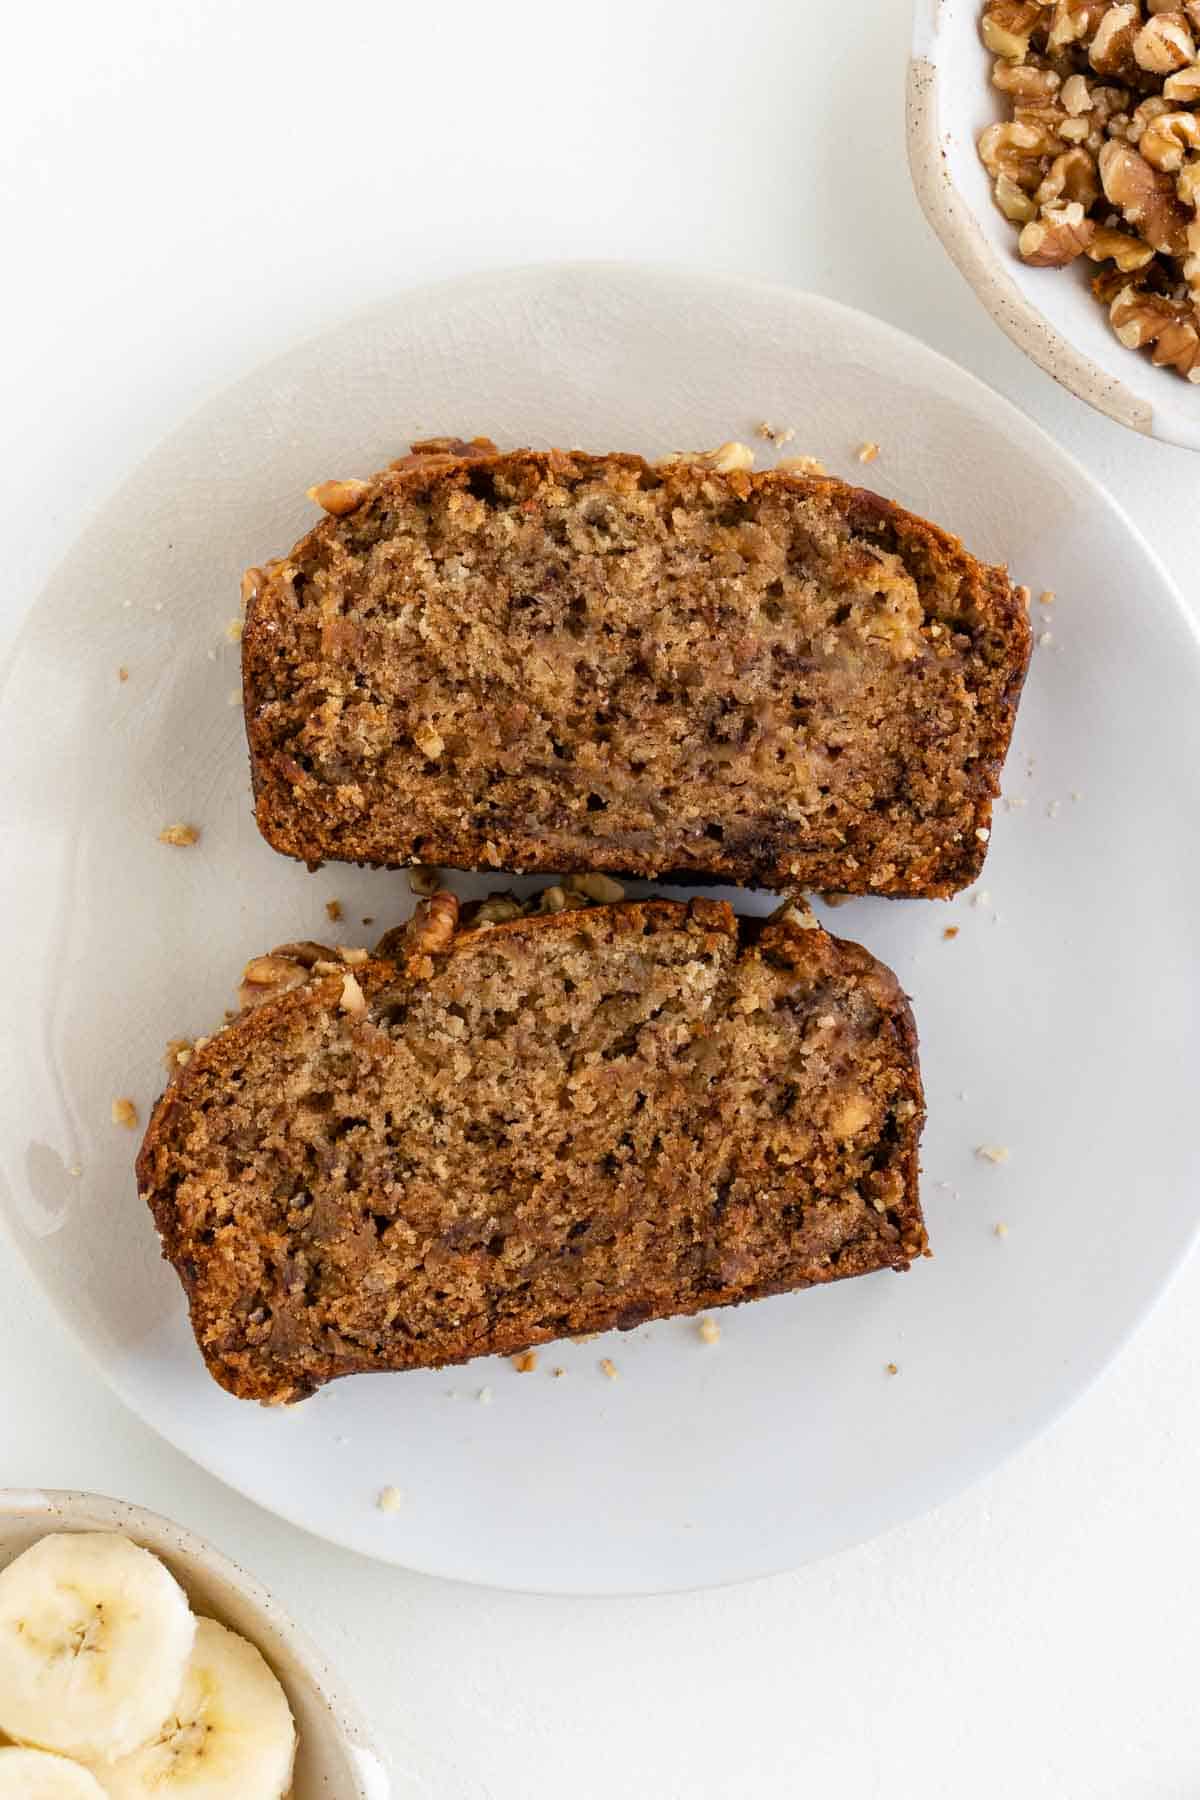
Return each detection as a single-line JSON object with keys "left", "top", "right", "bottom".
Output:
{"left": 137, "top": 897, "right": 927, "bottom": 1404}
{"left": 242, "top": 443, "right": 1031, "bottom": 897}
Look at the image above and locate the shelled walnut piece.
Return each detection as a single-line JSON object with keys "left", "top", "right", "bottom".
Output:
{"left": 978, "top": 0, "right": 1200, "bottom": 381}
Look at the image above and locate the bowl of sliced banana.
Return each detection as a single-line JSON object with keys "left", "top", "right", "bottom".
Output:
{"left": 0, "top": 1490, "right": 389, "bottom": 1799}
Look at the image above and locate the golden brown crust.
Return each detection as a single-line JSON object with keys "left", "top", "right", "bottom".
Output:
{"left": 137, "top": 898, "right": 926, "bottom": 1404}
{"left": 242, "top": 446, "right": 1031, "bottom": 898}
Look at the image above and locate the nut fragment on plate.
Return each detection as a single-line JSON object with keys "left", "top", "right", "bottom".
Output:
{"left": 977, "top": 0, "right": 1200, "bottom": 381}
{"left": 658, "top": 441, "right": 755, "bottom": 474}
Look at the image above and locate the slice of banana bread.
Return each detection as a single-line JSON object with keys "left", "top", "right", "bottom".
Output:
{"left": 137, "top": 895, "right": 927, "bottom": 1403}
{"left": 242, "top": 439, "right": 1030, "bottom": 897}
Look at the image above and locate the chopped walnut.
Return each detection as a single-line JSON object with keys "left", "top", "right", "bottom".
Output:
{"left": 1163, "top": 62, "right": 1200, "bottom": 101}
{"left": 1099, "top": 139, "right": 1190, "bottom": 252}
{"left": 339, "top": 972, "right": 367, "bottom": 1014}
{"left": 307, "top": 478, "right": 371, "bottom": 515}
{"left": 1047, "top": 1, "right": 1110, "bottom": 54}
{"left": 996, "top": 171, "right": 1040, "bottom": 218}
{"left": 238, "top": 949, "right": 319, "bottom": 1011}
{"left": 1110, "top": 283, "right": 1200, "bottom": 375}
{"left": 995, "top": 58, "right": 1063, "bottom": 101}
{"left": 660, "top": 442, "right": 754, "bottom": 474}
{"left": 1134, "top": 9, "right": 1196, "bottom": 71}
{"left": 1020, "top": 200, "right": 1097, "bottom": 262}
{"left": 1087, "top": 224, "right": 1157, "bottom": 267}
{"left": 400, "top": 891, "right": 459, "bottom": 979}
{"left": 566, "top": 872, "right": 625, "bottom": 903}
{"left": 1140, "top": 107, "right": 1200, "bottom": 167}
{"left": 776, "top": 454, "right": 828, "bottom": 476}
{"left": 1036, "top": 146, "right": 1102, "bottom": 206}
{"left": 158, "top": 822, "right": 199, "bottom": 847}
{"left": 982, "top": 1, "right": 1045, "bottom": 58}
{"left": 1089, "top": 3, "right": 1139, "bottom": 75}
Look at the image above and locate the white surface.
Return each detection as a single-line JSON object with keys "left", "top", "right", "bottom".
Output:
{"left": 0, "top": 1492, "right": 387, "bottom": 1798}
{"left": 908, "top": 0, "right": 1200, "bottom": 449}
{"left": 0, "top": 0, "right": 1198, "bottom": 1789}
{"left": 4, "top": 261, "right": 1200, "bottom": 1598}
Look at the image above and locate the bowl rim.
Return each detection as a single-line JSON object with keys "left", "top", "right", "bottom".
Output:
{"left": 0, "top": 1487, "right": 390, "bottom": 1799}
{"left": 907, "top": 0, "right": 1200, "bottom": 453}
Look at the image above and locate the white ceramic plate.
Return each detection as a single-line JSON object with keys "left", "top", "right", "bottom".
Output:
{"left": 0, "top": 1490, "right": 389, "bottom": 1797}
{"left": 908, "top": 0, "right": 1200, "bottom": 452}
{"left": 1, "top": 264, "right": 1198, "bottom": 1595}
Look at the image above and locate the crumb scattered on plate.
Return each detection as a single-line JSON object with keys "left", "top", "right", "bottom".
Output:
{"left": 118, "top": 665, "right": 129, "bottom": 682}
{"left": 111, "top": 1097, "right": 138, "bottom": 1129}
{"left": 552, "top": 1366, "right": 567, "bottom": 1378}
{"left": 943, "top": 926, "right": 959, "bottom": 941}
{"left": 325, "top": 899, "right": 343, "bottom": 922}
{"left": 377, "top": 1485, "right": 403, "bottom": 1514}
{"left": 994, "top": 1222, "right": 1010, "bottom": 1240}
{"left": 698, "top": 1317, "right": 720, "bottom": 1345}
{"left": 159, "top": 822, "right": 199, "bottom": 847}
{"left": 1039, "top": 590, "right": 1055, "bottom": 607}
{"left": 975, "top": 1144, "right": 1010, "bottom": 1166}
{"left": 225, "top": 617, "right": 243, "bottom": 643}
{"left": 856, "top": 441, "right": 880, "bottom": 464}
{"left": 512, "top": 1350, "right": 538, "bottom": 1373}
{"left": 477, "top": 1385, "right": 493, "bottom": 1405}
{"left": 886, "top": 1362, "right": 899, "bottom": 1376}
{"left": 599, "top": 1358, "right": 619, "bottom": 1380}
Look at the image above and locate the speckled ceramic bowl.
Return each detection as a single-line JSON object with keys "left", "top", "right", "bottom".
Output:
{"left": 0, "top": 1490, "right": 389, "bottom": 1798}
{"left": 907, "top": 0, "right": 1200, "bottom": 450}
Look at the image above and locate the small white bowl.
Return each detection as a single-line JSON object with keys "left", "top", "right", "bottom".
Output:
{"left": 907, "top": 0, "right": 1200, "bottom": 451}
{"left": 0, "top": 1490, "right": 390, "bottom": 1798}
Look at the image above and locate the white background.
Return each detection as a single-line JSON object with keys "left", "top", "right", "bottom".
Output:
{"left": 1, "top": 3, "right": 1198, "bottom": 1795}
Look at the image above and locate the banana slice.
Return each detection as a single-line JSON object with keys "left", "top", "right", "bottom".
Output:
{"left": 0, "top": 1747, "right": 107, "bottom": 1796}
{"left": 0, "top": 1533, "right": 195, "bottom": 1762}
{"left": 88, "top": 1617, "right": 297, "bottom": 1799}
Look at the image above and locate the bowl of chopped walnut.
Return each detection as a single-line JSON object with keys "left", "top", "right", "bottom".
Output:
{"left": 908, "top": 0, "right": 1200, "bottom": 449}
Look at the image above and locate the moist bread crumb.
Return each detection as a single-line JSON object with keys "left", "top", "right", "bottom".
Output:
{"left": 242, "top": 441, "right": 1030, "bottom": 897}
{"left": 137, "top": 894, "right": 928, "bottom": 1403}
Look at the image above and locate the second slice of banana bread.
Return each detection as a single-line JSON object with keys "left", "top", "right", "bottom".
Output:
{"left": 137, "top": 895, "right": 927, "bottom": 1403}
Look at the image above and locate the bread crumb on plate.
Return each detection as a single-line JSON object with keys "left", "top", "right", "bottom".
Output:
{"left": 111, "top": 1097, "right": 138, "bottom": 1129}
{"left": 159, "top": 822, "right": 199, "bottom": 847}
